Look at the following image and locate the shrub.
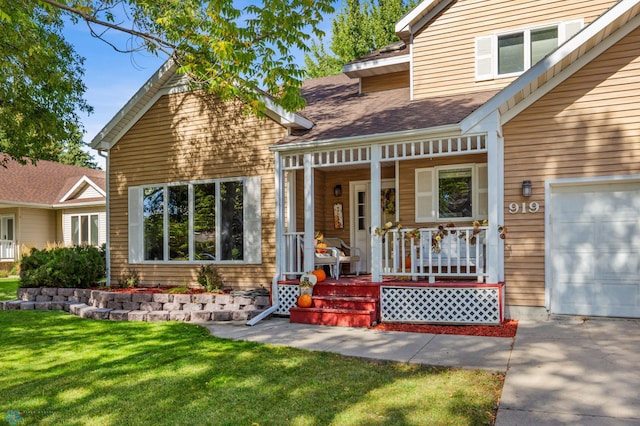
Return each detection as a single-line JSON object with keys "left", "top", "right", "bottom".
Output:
{"left": 0, "top": 270, "right": 8, "bottom": 278}
{"left": 19, "top": 246, "right": 106, "bottom": 288}
{"left": 118, "top": 268, "right": 140, "bottom": 288}
{"left": 197, "top": 265, "right": 224, "bottom": 293}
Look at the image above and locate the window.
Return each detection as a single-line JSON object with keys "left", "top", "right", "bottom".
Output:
{"left": 415, "top": 164, "right": 488, "bottom": 222}
{"left": 128, "top": 176, "right": 261, "bottom": 264}
{"left": 476, "top": 20, "right": 582, "bottom": 80}
{"left": 71, "top": 214, "right": 99, "bottom": 246}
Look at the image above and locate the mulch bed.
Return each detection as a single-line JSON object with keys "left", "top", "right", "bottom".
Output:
{"left": 373, "top": 319, "right": 518, "bottom": 338}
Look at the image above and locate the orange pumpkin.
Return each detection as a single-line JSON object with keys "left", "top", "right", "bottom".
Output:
{"left": 315, "top": 242, "right": 328, "bottom": 254}
{"left": 297, "top": 294, "right": 313, "bottom": 308}
{"left": 311, "top": 269, "right": 326, "bottom": 282}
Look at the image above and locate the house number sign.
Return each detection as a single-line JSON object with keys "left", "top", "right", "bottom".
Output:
{"left": 508, "top": 201, "right": 540, "bottom": 214}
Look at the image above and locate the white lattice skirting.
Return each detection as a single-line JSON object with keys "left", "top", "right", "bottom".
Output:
{"left": 275, "top": 284, "right": 299, "bottom": 315}
{"left": 380, "top": 285, "right": 503, "bottom": 325}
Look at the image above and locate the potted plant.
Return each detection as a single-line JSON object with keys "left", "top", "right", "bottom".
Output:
{"left": 298, "top": 272, "right": 317, "bottom": 296}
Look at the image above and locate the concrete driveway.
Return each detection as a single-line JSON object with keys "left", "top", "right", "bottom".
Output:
{"left": 496, "top": 318, "right": 640, "bottom": 425}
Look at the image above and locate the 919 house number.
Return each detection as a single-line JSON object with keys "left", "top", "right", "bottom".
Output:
{"left": 508, "top": 201, "right": 540, "bottom": 214}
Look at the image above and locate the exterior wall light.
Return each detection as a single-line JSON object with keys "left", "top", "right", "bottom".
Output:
{"left": 522, "top": 180, "right": 532, "bottom": 197}
{"left": 333, "top": 184, "right": 342, "bottom": 197}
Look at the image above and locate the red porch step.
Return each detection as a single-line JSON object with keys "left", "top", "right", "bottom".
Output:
{"left": 289, "top": 281, "right": 381, "bottom": 328}
{"left": 289, "top": 307, "right": 377, "bottom": 328}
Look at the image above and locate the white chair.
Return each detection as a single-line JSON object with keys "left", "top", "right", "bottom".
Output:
{"left": 324, "top": 238, "right": 361, "bottom": 276}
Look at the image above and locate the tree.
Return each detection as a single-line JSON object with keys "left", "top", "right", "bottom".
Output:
{"left": 304, "top": 0, "right": 416, "bottom": 78}
{"left": 1, "top": 0, "right": 335, "bottom": 164}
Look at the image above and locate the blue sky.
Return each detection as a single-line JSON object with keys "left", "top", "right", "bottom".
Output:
{"left": 63, "top": 3, "right": 338, "bottom": 169}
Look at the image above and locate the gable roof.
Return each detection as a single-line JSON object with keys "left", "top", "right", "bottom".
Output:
{"left": 90, "top": 60, "right": 313, "bottom": 151}
{"left": 461, "top": 0, "right": 640, "bottom": 133}
{"left": 0, "top": 156, "right": 105, "bottom": 208}
{"left": 277, "top": 73, "right": 497, "bottom": 147}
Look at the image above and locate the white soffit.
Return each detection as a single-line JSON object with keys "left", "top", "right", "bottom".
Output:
{"left": 343, "top": 55, "right": 410, "bottom": 78}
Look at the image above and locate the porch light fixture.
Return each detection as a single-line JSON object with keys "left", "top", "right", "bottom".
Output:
{"left": 522, "top": 180, "right": 532, "bottom": 197}
{"left": 333, "top": 184, "right": 342, "bottom": 197}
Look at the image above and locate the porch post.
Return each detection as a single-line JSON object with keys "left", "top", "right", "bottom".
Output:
{"left": 274, "top": 151, "right": 285, "bottom": 281}
{"left": 486, "top": 122, "right": 504, "bottom": 284}
{"left": 370, "top": 145, "right": 382, "bottom": 282}
{"left": 303, "top": 152, "right": 315, "bottom": 273}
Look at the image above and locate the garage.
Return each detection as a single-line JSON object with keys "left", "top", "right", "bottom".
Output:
{"left": 548, "top": 180, "right": 640, "bottom": 317}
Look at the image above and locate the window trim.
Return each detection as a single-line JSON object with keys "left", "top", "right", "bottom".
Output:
{"left": 415, "top": 163, "right": 488, "bottom": 223}
{"left": 70, "top": 213, "right": 100, "bottom": 246}
{"left": 129, "top": 176, "right": 261, "bottom": 265}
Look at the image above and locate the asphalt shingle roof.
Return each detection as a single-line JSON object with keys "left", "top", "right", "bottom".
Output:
{"left": 280, "top": 74, "right": 499, "bottom": 144}
{"left": 0, "top": 156, "right": 105, "bottom": 206}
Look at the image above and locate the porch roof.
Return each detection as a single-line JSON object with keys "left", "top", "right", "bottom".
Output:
{"left": 277, "top": 74, "right": 498, "bottom": 146}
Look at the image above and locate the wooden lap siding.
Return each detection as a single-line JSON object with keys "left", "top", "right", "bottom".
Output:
{"left": 502, "top": 27, "right": 640, "bottom": 307}
{"left": 412, "top": 0, "right": 616, "bottom": 99}
{"left": 109, "top": 91, "right": 286, "bottom": 289}
{"left": 361, "top": 71, "right": 410, "bottom": 94}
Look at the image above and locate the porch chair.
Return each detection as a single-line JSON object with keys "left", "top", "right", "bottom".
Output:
{"left": 299, "top": 237, "right": 341, "bottom": 279}
{"left": 323, "top": 238, "right": 361, "bottom": 276}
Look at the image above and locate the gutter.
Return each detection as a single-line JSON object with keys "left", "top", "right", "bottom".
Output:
{"left": 270, "top": 123, "right": 461, "bottom": 153}
{"left": 246, "top": 276, "right": 280, "bottom": 326}
{"left": 97, "top": 149, "right": 111, "bottom": 287}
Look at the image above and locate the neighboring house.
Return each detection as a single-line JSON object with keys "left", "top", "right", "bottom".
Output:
{"left": 91, "top": 0, "right": 640, "bottom": 320}
{"left": 0, "top": 157, "right": 106, "bottom": 268}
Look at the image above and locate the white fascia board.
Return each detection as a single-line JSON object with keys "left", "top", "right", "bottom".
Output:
{"left": 270, "top": 123, "right": 461, "bottom": 153}
{"left": 261, "top": 96, "right": 314, "bottom": 130}
{"left": 52, "top": 200, "right": 106, "bottom": 209}
{"left": 395, "top": 0, "right": 441, "bottom": 34}
{"left": 59, "top": 176, "right": 106, "bottom": 203}
{"left": 342, "top": 55, "right": 410, "bottom": 77}
{"left": 461, "top": 0, "right": 640, "bottom": 134}
{"left": 0, "top": 201, "right": 54, "bottom": 209}
{"left": 90, "top": 59, "right": 176, "bottom": 149}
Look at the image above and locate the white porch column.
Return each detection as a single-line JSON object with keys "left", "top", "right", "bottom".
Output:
{"left": 286, "top": 169, "right": 297, "bottom": 278}
{"left": 274, "top": 151, "right": 285, "bottom": 281}
{"left": 303, "top": 153, "right": 315, "bottom": 273}
{"left": 370, "top": 145, "right": 382, "bottom": 282}
{"left": 486, "top": 126, "right": 505, "bottom": 283}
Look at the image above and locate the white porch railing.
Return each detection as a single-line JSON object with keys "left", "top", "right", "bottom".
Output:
{"left": 382, "top": 226, "right": 488, "bottom": 283}
{"left": 282, "top": 232, "right": 304, "bottom": 276}
{"left": 0, "top": 239, "right": 15, "bottom": 261}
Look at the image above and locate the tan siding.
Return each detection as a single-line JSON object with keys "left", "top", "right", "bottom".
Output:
{"left": 17, "top": 208, "right": 57, "bottom": 251}
{"left": 412, "top": 0, "right": 616, "bottom": 99}
{"left": 109, "top": 91, "right": 286, "bottom": 289}
{"left": 502, "top": 27, "right": 640, "bottom": 307}
{"left": 361, "top": 71, "right": 410, "bottom": 93}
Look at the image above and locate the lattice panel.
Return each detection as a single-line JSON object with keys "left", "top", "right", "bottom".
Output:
{"left": 380, "top": 286, "right": 500, "bottom": 324}
{"left": 275, "top": 284, "right": 299, "bottom": 315}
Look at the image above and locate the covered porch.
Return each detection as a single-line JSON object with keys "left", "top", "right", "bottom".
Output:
{"left": 269, "top": 130, "right": 505, "bottom": 325}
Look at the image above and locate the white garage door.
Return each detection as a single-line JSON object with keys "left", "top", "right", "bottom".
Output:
{"left": 549, "top": 181, "right": 640, "bottom": 317}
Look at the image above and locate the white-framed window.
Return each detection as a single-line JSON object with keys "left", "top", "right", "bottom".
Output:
{"left": 127, "top": 176, "right": 261, "bottom": 264}
{"left": 415, "top": 163, "right": 488, "bottom": 222}
{"left": 475, "top": 20, "right": 583, "bottom": 80}
{"left": 71, "top": 214, "right": 99, "bottom": 246}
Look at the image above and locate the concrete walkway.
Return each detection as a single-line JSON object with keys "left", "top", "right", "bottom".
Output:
{"left": 203, "top": 316, "right": 640, "bottom": 425}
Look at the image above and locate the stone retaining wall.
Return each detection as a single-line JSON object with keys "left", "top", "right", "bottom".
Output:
{"left": 1, "top": 288, "right": 271, "bottom": 322}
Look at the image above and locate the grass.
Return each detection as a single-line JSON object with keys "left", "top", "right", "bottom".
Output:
{"left": 0, "top": 310, "right": 504, "bottom": 425}
{"left": 0, "top": 277, "right": 19, "bottom": 301}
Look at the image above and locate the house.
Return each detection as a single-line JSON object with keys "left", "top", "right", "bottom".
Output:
{"left": 91, "top": 0, "right": 640, "bottom": 322}
{"left": 0, "top": 157, "right": 106, "bottom": 270}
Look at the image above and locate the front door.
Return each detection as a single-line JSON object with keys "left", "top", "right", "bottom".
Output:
{"left": 0, "top": 215, "right": 15, "bottom": 260}
{"left": 350, "top": 180, "right": 395, "bottom": 273}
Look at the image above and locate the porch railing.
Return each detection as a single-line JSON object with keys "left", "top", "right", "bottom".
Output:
{"left": 382, "top": 226, "right": 488, "bottom": 283}
{"left": 0, "top": 239, "right": 15, "bottom": 261}
{"left": 282, "top": 232, "right": 304, "bottom": 277}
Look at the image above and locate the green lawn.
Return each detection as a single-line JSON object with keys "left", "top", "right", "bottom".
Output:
{"left": 0, "top": 277, "right": 19, "bottom": 301}
{"left": 0, "top": 311, "right": 503, "bottom": 425}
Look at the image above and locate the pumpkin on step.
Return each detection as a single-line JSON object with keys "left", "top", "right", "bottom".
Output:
{"left": 311, "top": 269, "right": 326, "bottom": 282}
{"left": 297, "top": 293, "right": 313, "bottom": 308}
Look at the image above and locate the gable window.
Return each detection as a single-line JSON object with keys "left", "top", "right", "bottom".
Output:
{"left": 476, "top": 20, "right": 582, "bottom": 80}
{"left": 415, "top": 164, "right": 487, "bottom": 222}
{"left": 71, "top": 214, "right": 99, "bottom": 246}
{"left": 128, "top": 176, "right": 261, "bottom": 264}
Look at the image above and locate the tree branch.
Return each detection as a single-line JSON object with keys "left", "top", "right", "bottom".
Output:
{"left": 38, "top": 0, "right": 177, "bottom": 53}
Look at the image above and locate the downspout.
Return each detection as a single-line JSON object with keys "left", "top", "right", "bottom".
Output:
{"left": 246, "top": 276, "right": 280, "bottom": 326}
{"left": 97, "top": 149, "right": 111, "bottom": 286}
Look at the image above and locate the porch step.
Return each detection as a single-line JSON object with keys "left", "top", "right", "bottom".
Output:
{"left": 311, "top": 295, "right": 378, "bottom": 312}
{"left": 289, "top": 307, "right": 377, "bottom": 328}
{"left": 313, "top": 282, "right": 381, "bottom": 298}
